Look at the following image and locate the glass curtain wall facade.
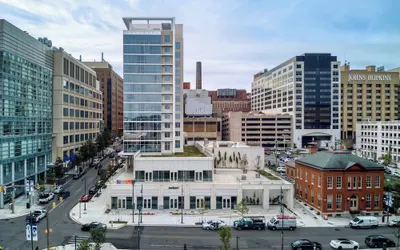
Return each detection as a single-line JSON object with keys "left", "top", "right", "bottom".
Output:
{"left": 122, "top": 18, "right": 183, "bottom": 154}
{"left": 0, "top": 20, "right": 53, "bottom": 207}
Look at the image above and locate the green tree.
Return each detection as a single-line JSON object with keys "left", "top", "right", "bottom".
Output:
{"left": 78, "top": 142, "right": 90, "bottom": 165}
{"left": 199, "top": 201, "right": 208, "bottom": 223}
{"left": 380, "top": 145, "right": 393, "bottom": 166}
{"left": 90, "top": 227, "right": 107, "bottom": 250}
{"left": 86, "top": 139, "right": 97, "bottom": 164}
{"left": 77, "top": 239, "right": 91, "bottom": 250}
{"left": 95, "top": 133, "right": 106, "bottom": 156}
{"left": 218, "top": 226, "right": 232, "bottom": 250}
{"left": 237, "top": 200, "right": 249, "bottom": 218}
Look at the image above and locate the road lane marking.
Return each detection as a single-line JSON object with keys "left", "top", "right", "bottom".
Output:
{"left": 76, "top": 187, "right": 82, "bottom": 193}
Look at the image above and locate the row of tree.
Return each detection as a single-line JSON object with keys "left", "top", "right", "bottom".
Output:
{"left": 77, "top": 131, "right": 112, "bottom": 165}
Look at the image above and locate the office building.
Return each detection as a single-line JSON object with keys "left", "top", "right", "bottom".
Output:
{"left": 122, "top": 17, "right": 184, "bottom": 154}
{"left": 252, "top": 53, "right": 341, "bottom": 149}
{"left": 208, "top": 89, "right": 251, "bottom": 113}
{"left": 0, "top": 20, "right": 53, "bottom": 207}
{"left": 341, "top": 64, "right": 399, "bottom": 145}
{"left": 356, "top": 120, "right": 400, "bottom": 163}
{"left": 52, "top": 50, "right": 103, "bottom": 163}
{"left": 286, "top": 151, "right": 384, "bottom": 216}
{"left": 387, "top": 67, "right": 400, "bottom": 119}
{"left": 222, "top": 112, "right": 292, "bottom": 148}
{"left": 84, "top": 58, "right": 124, "bottom": 134}
{"left": 196, "top": 61, "right": 202, "bottom": 89}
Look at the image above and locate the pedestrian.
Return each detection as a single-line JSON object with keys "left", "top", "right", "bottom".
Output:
{"left": 35, "top": 246, "right": 39, "bottom": 250}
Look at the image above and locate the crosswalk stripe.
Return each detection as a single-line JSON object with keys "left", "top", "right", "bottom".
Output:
{"left": 67, "top": 235, "right": 90, "bottom": 245}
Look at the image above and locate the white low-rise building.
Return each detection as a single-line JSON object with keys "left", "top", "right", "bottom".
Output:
{"left": 356, "top": 120, "right": 400, "bottom": 163}
{"left": 110, "top": 142, "right": 293, "bottom": 211}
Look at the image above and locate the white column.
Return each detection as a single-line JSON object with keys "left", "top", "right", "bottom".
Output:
{"left": 263, "top": 187, "right": 270, "bottom": 210}
{"left": 158, "top": 185, "right": 163, "bottom": 209}
{"left": 286, "top": 186, "right": 294, "bottom": 210}
{"left": 184, "top": 184, "right": 189, "bottom": 209}
{"left": 11, "top": 162, "right": 15, "bottom": 182}
{"left": 211, "top": 185, "right": 216, "bottom": 209}
{"left": 237, "top": 184, "right": 243, "bottom": 205}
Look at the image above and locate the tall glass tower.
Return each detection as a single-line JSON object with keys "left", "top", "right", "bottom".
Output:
{"left": 0, "top": 20, "right": 53, "bottom": 208}
{"left": 122, "top": 18, "right": 184, "bottom": 154}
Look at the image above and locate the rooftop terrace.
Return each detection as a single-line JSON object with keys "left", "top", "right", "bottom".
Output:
{"left": 140, "top": 146, "right": 205, "bottom": 158}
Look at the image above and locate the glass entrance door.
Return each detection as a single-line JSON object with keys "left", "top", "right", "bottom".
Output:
{"left": 222, "top": 198, "right": 231, "bottom": 209}
{"left": 170, "top": 198, "right": 178, "bottom": 209}
{"left": 196, "top": 198, "right": 204, "bottom": 209}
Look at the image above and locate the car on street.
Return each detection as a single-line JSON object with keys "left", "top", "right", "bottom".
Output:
{"left": 388, "top": 219, "right": 400, "bottom": 227}
{"left": 81, "top": 222, "right": 107, "bottom": 231}
{"left": 365, "top": 235, "right": 396, "bottom": 248}
{"left": 73, "top": 173, "right": 82, "bottom": 180}
{"left": 234, "top": 216, "right": 266, "bottom": 230}
{"left": 202, "top": 220, "right": 226, "bottom": 230}
{"left": 38, "top": 193, "right": 54, "bottom": 204}
{"left": 291, "top": 239, "right": 322, "bottom": 250}
{"left": 330, "top": 238, "right": 359, "bottom": 249}
{"left": 80, "top": 194, "right": 93, "bottom": 202}
{"left": 26, "top": 213, "right": 40, "bottom": 223}
{"left": 58, "top": 190, "right": 70, "bottom": 199}
{"left": 93, "top": 158, "right": 100, "bottom": 165}
{"left": 53, "top": 186, "right": 64, "bottom": 194}
{"left": 88, "top": 186, "right": 98, "bottom": 195}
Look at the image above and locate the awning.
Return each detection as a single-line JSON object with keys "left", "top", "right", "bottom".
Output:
{"left": 63, "top": 155, "right": 70, "bottom": 162}
{"left": 70, "top": 152, "right": 77, "bottom": 161}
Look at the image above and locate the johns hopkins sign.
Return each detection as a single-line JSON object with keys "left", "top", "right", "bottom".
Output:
{"left": 349, "top": 74, "right": 392, "bottom": 81}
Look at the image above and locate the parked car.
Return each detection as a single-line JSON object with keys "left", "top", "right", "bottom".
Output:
{"left": 291, "top": 239, "right": 322, "bottom": 250}
{"left": 26, "top": 213, "right": 40, "bottom": 223}
{"left": 267, "top": 215, "right": 296, "bottom": 231}
{"left": 385, "top": 168, "right": 393, "bottom": 174}
{"left": 365, "top": 235, "right": 396, "bottom": 248}
{"left": 388, "top": 219, "right": 400, "bottom": 227}
{"left": 202, "top": 220, "right": 226, "bottom": 230}
{"left": 234, "top": 216, "right": 265, "bottom": 230}
{"left": 53, "top": 186, "right": 64, "bottom": 194}
{"left": 73, "top": 173, "right": 82, "bottom": 180}
{"left": 393, "top": 171, "right": 400, "bottom": 178}
{"left": 58, "top": 190, "right": 70, "bottom": 199}
{"left": 88, "top": 186, "right": 98, "bottom": 195}
{"left": 32, "top": 209, "right": 47, "bottom": 220}
{"left": 38, "top": 193, "right": 54, "bottom": 204}
{"left": 349, "top": 216, "right": 378, "bottom": 229}
{"left": 93, "top": 158, "right": 100, "bottom": 165}
{"left": 116, "top": 149, "right": 121, "bottom": 153}
{"left": 330, "top": 238, "right": 359, "bottom": 249}
{"left": 80, "top": 194, "right": 93, "bottom": 202}
{"left": 81, "top": 222, "right": 107, "bottom": 231}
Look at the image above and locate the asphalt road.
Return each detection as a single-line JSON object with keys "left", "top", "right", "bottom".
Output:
{"left": 0, "top": 152, "right": 114, "bottom": 250}
{"left": 107, "top": 226, "right": 399, "bottom": 250}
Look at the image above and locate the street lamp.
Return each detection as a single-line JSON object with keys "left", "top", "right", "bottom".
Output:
{"left": 82, "top": 176, "right": 87, "bottom": 211}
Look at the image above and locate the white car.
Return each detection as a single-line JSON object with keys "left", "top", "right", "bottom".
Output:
{"left": 276, "top": 167, "right": 286, "bottom": 172}
{"left": 393, "top": 171, "right": 400, "bottom": 178}
{"left": 330, "top": 238, "right": 359, "bottom": 249}
{"left": 202, "top": 220, "right": 226, "bottom": 230}
{"left": 53, "top": 186, "right": 64, "bottom": 194}
{"left": 93, "top": 158, "right": 100, "bottom": 165}
{"left": 38, "top": 193, "right": 54, "bottom": 204}
{"left": 33, "top": 209, "right": 47, "bottom": 221}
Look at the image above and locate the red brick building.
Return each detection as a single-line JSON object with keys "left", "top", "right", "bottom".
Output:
{"left": 286, "top": 151, "right": 384, "bottom": 216}
{"left": 208, "top": 89, "right": 251, "bottom": 113}
{"left": 183, "top": 82, "right": 191, "bottom": 89}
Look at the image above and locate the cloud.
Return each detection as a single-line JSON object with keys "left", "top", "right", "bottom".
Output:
{"left": 1, "top": 0, "right": 400, "bottom": 91}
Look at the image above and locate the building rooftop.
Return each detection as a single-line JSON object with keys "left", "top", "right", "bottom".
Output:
{"left": 197, "top": 141, "right": 250, "bottom": 149}
{"left": 296, "top": 151, "right": 384, "bottom": 170}
{"left": 140, "top": 146, "right": 205, "bottom": 157}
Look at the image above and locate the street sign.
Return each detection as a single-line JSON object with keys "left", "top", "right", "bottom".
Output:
{"left": 26, "top": 224, "right": 38, "bottom": 241}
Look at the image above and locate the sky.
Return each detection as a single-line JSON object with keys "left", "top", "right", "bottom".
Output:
{"left": 1, "top": 0, "right": 400, "bottom": 91}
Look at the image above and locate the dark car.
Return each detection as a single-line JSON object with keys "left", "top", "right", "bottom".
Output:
{"left": 365, "top": 235, "right": 396, "bottom": 248}
{"left": 73, "top": 173, "right": 81, "bottom": 180}
{"left": 88, "top": 186, "right": 98, "bottom": 195}
{"left": 26, "top": 213, "right": 40, "bottom": 223}
{"left": 58, "top": 190, "right": 70, "bottom": 199}
{"left": 81, "top": 222, "right": 107, "bottom": 231}
{"left": 291, "top": 239, "right": 322, "bottom": 250}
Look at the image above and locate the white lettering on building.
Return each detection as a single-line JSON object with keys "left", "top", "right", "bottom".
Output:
{"left": 349, "top": 74, "right": 391, "bottom": 81}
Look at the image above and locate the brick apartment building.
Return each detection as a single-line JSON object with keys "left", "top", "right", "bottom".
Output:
{"left": 286, "top": 150, "right": 384, "bottom": 216}
{"left": 208, "top": 89, "right": 251, "bottom": 113}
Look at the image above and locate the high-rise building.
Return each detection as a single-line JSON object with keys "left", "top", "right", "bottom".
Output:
{"left": 252, "top": 53, "right": 341, "bottom": 149}
{"left": 0, "top": 20, "right": 54, "bottom": 207}
{"left": 52, "top": 50, "right": 103, "bottom": 164}
{"left": 196, "top": 61, "right": 202, "bottom": 89}
{"left": 84, "top": 58, "right": 124, "bottom": 134}
{"left": 340, "top": 64, "right": 399, "bottom": 145}
{"left": 122, "top": 17, "right": 184, "bottom": 153}
{"left": 208, "top": 89, "right": 251, "bottom": 113}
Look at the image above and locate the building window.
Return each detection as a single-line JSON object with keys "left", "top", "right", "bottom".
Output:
{"left": 318, "top": 176, "right": 321, "bottom": 187}
{"left": 375, "top": 176, "right": 380, "bottom": 188}
{"left": 366, "top": 194, "right": 371, "bottom": 208}
{"left": 374, "top": 194, "right": 379, "bottom": 208}
{"left": 311, "top": 190, "right": 314, "bottom": 203}
{"left": 358, "top": 176, "right": 362, "bottom": 188}
{"left": 317, "top": 193, "right": 321, "bottom": 208}
{"left": 63, "top": 136, "right": 68, "bottom": 145}
{"left": 300, "top": 169, "right": 302, "bottom": 179}
{"left": 311, "top": 173, "right": 314, "bottom": 184}
{"left": 327, "top": 176, "right": 333, "bottom": 189}
{"left": 164, "top": 35, "right": 171, "bottom": 43}
{"left": 336, "top": 195, "right": 342, "bottom": 209}
{"left": 353, "top": 176, "right": 356, "bottom": 189}
{"left": 347, "top": 176, "right": 351, "bottom": 189}
{"left": 336, "top": 176, "right": 342, "bottom": 189}
{"left": 175, "top": 42, "right": 181, "bottom": 49}
{"left": 175, "top": 140, "right": 180, "bottom": 148}
{"left": 165, "top": 132, "right": 170, "bottom": 138}
{"left": 63, "top": 122, "right": 68, "bottom": 131}
{"left": 327, "top": 195, "right": 333, "bottom": 210}
{"left": 305, "top": 172, "right": 308, "bottom": 182}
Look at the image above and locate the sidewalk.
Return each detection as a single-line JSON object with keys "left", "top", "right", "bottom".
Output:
{"left": 41, "top": 243, "right": 117, "bottom": 250}
{"left": 0, "top": 194, "right": 44, "bottom": 220}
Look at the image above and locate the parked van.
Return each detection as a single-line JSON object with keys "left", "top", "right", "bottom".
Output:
{"left": 349, "top": 216, "right": 378, "bottom": 229}
{"left": 267, "top": 214, "right": 297, "bottom": 231}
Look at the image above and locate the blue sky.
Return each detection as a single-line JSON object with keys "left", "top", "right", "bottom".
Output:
{"left": 1, "top": 0, "right": 399, "bottom": 90}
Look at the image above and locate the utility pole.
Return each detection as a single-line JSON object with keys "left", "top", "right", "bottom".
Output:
{"left": 275, "top": 139, "right": 278, "bottom": 167}
{"left": 132, "top": 180, "right": 135, "bottom": 223}
{"left": 79, "top": 200, "right": 81, "bottom": 218}
{"left": 280, "top": 186, "right": 284, "bottom": 250}
{"left": 11, "top": 187, "right": 15, "bottom": 214}
{"left": 140, "top": 184, "right": 143, "bottom": 223}
{"left": 74, "top": 235, "right": 77, "bottom": 250}
{"left": 30, "top": 211, "right": 34, "bottom": 250}
{"left": 236, "top": 236, "right": 240, "bottom": 250}
{"left": 181, "top": 185, "right": 184, "bottom": 224}
{"left": 83, "top": 176, "right": 87, "bottom": 211}
{"left": 46, "top": 214, "right": 50, "bottom": 249}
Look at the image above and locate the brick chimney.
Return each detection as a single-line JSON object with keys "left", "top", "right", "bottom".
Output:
{"left": 308, "top": 139, "right": 318, "bottom": 155}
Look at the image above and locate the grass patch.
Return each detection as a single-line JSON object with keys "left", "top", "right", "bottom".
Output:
{"left": 109, "top": 220, "right": 128, "bottom": 224}
{"left": 259, "top": 170, "right": 280, "bottom": 180}
{"left": 141, "top": 146, "right": 205, "bottom": 157}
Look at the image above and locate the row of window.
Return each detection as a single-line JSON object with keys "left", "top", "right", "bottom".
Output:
{"left": 63, "top": 58, "right": 96, "bottom": 88}
{"left": 124, "top": 83, "right": 173, "bottom": 92}
{"left": 62, "top": 80, "right": 102, "bottom": 102}
{"left": 0, "top": 138, "right": 52, "bottom": 161}
{"left": 135, "top": 170, "right": 212, "bottom": 182}
{"left": 1, "top": 100, "right": 52, "bottom": 118}
{"left": 63, "top": 108, "right": 102, "bottom": 120}
{"left": 62, "top": 93, "right": 102, "bottom": 111}
{"left": 63, "top": 132, "right": 98, "bottom": 145}
{"left": 297, "top": 169, "right": 381, "bottom": 188}
{"left": 63, "top": 121, "right": 99, "bottom": 131}
{"left": 2, "top": 121, "right": 52, "bottom": 136}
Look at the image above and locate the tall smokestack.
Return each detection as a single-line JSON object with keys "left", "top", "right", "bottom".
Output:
{"left": 196, "top": 61, "right": 202, "bottom": 89}
{"left": 101, "top": 52, "right": 104, "bottom": 62}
